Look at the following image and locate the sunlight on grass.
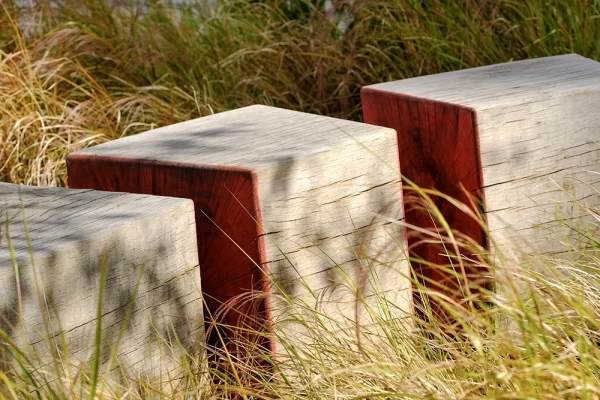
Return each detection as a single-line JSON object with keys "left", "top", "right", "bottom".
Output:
{"left": 3, "top": 183, "right": 600, "bottom": 398}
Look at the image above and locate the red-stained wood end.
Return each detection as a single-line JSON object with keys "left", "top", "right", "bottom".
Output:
{"left": 66, "top": 154, "right": 272, "bottom": 353}
{"left": 361, "top": 88, "right": 490, "bottom": 320}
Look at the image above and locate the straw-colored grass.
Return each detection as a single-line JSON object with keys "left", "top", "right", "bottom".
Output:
{"left": 3, "top": 0, "right": 600, "bottom": 185}
{"left": 3, "top": 183, "right": 600, "bottom": 399}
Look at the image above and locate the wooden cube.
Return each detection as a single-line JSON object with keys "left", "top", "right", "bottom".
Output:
{"left": 66, "top": 105, "right": 409, "bottom": 354}
{"left": 362, "top": 54, "right": 600, "bottom": 306}
{"left": 0, "top": 183, "right": 204, "bottom": 383}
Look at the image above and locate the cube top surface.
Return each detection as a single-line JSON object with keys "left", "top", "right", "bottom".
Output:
{"left": 0, "top": 183, "right": 194, "bottom": 267}
{"left": 73, "top": 105, "right": 396, "bottom": 169}
{"left": 364, "top": 54, "right": 600, "bottom": 109}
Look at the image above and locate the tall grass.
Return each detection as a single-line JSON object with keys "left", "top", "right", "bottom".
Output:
{"left": 3, "top": 185, "right": 600, "bottom": 398}
{"left": 2, "top": 0, "right": 600, "bottom": 185}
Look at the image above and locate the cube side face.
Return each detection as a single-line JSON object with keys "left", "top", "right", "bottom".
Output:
{"left": 255, "top": 129, "right": 411, "bottom": 354}
{"left": 477, "top": 90, "right": 600, "bottom": 256}
{"left": 66, "top": 155, "right": 270, "bottom": 351}
{"left": 361, "top": 88, "right": 490, "bottom": 316}
{"left": 0, "top": 185, "right": 204, "bottom": 383}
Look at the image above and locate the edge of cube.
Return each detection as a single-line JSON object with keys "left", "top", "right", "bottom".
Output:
{"left": 361, "top": 86, "right": 490, "bottom": 318}
{"left": 66, "top": 152, "right": 276, "bottom": 354}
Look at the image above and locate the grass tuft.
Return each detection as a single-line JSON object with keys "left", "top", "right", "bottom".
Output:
{"left": 3, "top": 0, "right": 600, "bottom": 186}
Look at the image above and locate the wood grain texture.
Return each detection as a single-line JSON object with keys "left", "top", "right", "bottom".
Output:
{"left": 66, "top": 156, "right": 265, "bottom": 352}
{"left": 67, "top": 105, "right": 410, "bottom": 355}
{"left": 362, "top": 90, "right": 488, "bottom": 317}
{"left": 0, "top": 183, "right": 204, "bottom": 383}
{"left": 362, "top": 54, "right": 600, "bottom": 313}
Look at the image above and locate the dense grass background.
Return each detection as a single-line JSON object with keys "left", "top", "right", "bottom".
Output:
{"left": 3, "top": 1, "right": 600, "bottom": 398}
{"left": 2, "top": 0, "right": 600, "bottom": 185}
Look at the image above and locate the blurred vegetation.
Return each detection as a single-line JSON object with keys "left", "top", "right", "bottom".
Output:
{"left": 1, "top": 0, "right": 600, "bottom": 185}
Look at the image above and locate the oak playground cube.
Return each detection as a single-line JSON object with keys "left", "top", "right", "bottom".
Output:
{"left": 66, "top": 105, "right": 410, "bottom": 354}
{"left": 0, "top": 183, "right": 204, "bottom": 383}
{"left": 362, "top": 54, "right": 600, "bottom": 306}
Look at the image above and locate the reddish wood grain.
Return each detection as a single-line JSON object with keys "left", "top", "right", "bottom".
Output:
{"left": 361, "top": 88, "right": 490, "bottom": 319}
{"left": 66, "top": 154, "right": 273, "bottom": 352}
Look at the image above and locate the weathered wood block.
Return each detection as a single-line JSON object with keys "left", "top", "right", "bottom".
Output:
{"left": 362, "top": 54, "right": 600, "bottom": 306}
{"left": 0, "top": 183, "right": 204, "bottom": 383}
{"left": 66, "top": 105, "right": 409, "bottom": 354}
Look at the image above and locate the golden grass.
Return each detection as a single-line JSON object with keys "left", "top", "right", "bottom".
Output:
{"left": 2, "top": 183, "right": 600, "bottom": 399}
{"left": 3, "top": 0, "right": 600, "bottom": 186}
